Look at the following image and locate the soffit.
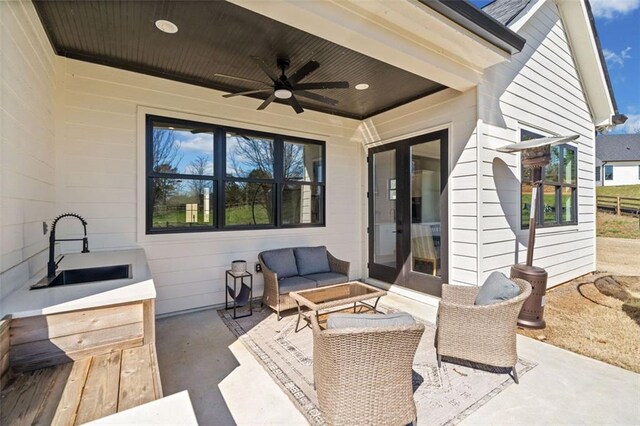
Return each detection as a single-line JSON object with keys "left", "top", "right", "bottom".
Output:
{"left": 33, "top": 0, "right": 448, "bottom": 120}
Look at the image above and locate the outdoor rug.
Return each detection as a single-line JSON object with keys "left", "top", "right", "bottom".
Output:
{"left": 219, "top": 304, "right": 536, "bottom": 426}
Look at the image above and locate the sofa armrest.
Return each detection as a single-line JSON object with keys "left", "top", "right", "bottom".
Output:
{"left": 259, "top": 256, "right": 280, "bottom": 297}
{"left": 327, "top": 251, "right": 350, "bottom": 276}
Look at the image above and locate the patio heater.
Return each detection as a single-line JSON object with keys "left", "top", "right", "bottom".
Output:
{"left": 497, "top": 134, "right": 579, "bottom": 329}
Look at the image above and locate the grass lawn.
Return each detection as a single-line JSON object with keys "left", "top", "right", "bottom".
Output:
{"left": 596, "top": 184, "right": 640, "bottom": 239}
{"left": 596, "top": 184, "right": 640, "bottom": 198}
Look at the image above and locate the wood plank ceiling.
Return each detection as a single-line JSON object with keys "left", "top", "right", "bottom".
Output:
{"left": 33, "top": 0, "right": 447, "bottom": 119}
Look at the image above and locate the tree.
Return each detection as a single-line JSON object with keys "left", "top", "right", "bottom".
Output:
{"left": 188, "top": 154, "right": 211, "bottom": 195}
{"left": 152, "top": 129, "right": 182, "bottom": 210}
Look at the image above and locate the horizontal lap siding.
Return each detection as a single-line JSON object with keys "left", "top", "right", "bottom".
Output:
{"left": 0, "top": 2, "right": 58, "bottom": 300}
{"left": 479, "top": 1, "right": 595, "bottom": 287}
{"left": 363, "top": 89, "right": 479, "bottom": 285}
{"left": 58, "top": 59, "right": 363, "bottom": 315}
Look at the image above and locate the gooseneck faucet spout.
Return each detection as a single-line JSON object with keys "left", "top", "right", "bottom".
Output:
{"left": 48, "top": 213, "right": 90, "bottom": 278}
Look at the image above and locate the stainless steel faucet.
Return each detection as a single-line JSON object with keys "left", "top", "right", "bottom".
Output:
{"left": 48, "top": 213, "right": 90, "bottom": 277}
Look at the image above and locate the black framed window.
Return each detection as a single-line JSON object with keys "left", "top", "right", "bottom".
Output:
{"left": 595, "top": 166, "right": 601, "bottom": 181}
{"left": 146, "top": 115, "right": 325, "bottom": 233}
{"left": 520, "top": 129, "right": 577, "bottom": 228}
{"left": 605, "top": 165, "right": 613, "bottom": 181}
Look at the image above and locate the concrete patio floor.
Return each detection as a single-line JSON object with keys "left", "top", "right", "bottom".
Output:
{"left": 156, "top": 291, "right": 640, "bottom": 425}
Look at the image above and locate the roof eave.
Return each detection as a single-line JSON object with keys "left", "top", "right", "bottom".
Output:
{"left": 420, "top": 0, "right": 526, "bottom": 54}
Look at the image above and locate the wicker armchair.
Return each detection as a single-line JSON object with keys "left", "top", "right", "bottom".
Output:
{"left": 311, "top": 314, "right": 425, "bottom": 425}
{"left": 259, "top": 250, "right": 350, "bottom": 320}
{"left": 435, "top": 278, "right": 531, "bottom": 383}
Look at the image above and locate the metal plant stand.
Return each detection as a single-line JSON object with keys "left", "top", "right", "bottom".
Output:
{"left": 225, "top": 270, "right": 253, "bottom": 319}
{"left": 498, "top": 134, "right": 579, "bottom": 329}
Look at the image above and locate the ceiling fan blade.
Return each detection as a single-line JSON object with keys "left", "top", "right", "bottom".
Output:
{"left": 293, "top": 81, "right": 350, "bottom": 90}
{"left": 287, "top": 60, "right": 320, "bottom": 85}
{"left": 214, "top": 73, "right": 270, "bottom": 86}
{"left": 294, "top": 90, "right": 339, "bottom": 106}
{"left": 257, "top": 93, "right": 276, "bottom": 110}
{"left": 251, "top": 56, "right": 279, "bottom": 82}
{"left": 288, "top": 95, "right": 304, "bottom": 114}
{"left": 223, "top": 89, "right": 272, "bottom": 98}
{"left": 190, "top": 129, "right": 213, "bottom": 134}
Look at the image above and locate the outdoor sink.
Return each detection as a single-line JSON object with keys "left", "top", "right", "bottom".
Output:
{"left": 31, "top": 264, "right": 132, "bottom": 290}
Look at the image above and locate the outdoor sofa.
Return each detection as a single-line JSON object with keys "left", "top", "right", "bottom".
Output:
{"left": 258, "top": 246, "right": 350, "bottom": 319}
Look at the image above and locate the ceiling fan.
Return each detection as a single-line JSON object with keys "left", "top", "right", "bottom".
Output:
{"left": 215, "top": 56, "right": 349, "bottom": 114}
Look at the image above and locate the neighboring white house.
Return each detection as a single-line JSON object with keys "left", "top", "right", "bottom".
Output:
{"left": 596, "top": 134, "right": 640, "bottom": 186}
{"left": 0, "top": 0, "right": 624, "bottom": 315}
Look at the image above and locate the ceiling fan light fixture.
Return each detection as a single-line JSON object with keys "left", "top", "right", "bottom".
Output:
{"left": 274, "top": 88, "right": 293, "bottom": 99}
{"left": 155, "top": 20, "right": 178, "bottom": 34}
{"left": 355, "top": 83, "right": 369, "bottom": 90}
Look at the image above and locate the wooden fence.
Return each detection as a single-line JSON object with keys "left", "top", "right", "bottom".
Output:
{"left": 597, "top": 195, "right": 640, "bottom": 216}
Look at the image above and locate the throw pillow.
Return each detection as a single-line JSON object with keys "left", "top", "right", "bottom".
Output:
{"left": 475, "top": 271, "right": 521, "bottom": 305}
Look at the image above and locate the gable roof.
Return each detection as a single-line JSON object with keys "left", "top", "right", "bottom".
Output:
{"left": 482, "top": 0, "right": 532, "bottom": 26}
{"left": 596, "top": 134, "right": 640, "bottom": 162}
{"left": 483, "top": 0, "right": 625, "bottom": 129}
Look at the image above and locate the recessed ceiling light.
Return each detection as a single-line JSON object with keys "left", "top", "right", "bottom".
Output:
{"left": 355, "top": 83, "right": 369, "bottom": 90}
{"left": 155, "top": 20, "right": 178, "bottom": 34}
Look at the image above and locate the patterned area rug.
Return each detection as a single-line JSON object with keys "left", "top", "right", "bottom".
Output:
{"left": 219, "top": 304, "right": 535, "bottom": 426}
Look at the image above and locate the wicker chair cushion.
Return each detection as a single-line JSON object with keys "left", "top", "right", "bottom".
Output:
{"left": 294, "top": 246, "right": 330, "bottom": 276}
{"left": 475, "top": 271, "right": 521, "bottom": 305}
{"left": 326, "top": 312, "right": 415, "bottom": 329}
{"left": 261, "top": 248, "right": 299, "bottom": 278}
{"left": 277, "top": 276, "right": 316, "bottom": 294}
{"left": 303, "top": 272, "right": 347, "bottom": 287}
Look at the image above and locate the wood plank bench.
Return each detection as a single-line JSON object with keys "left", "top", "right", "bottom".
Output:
{"left": 0, "top": 344, "right": 162, "bottom": 425}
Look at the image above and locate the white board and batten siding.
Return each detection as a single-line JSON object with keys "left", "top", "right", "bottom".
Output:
{"left": 361, "top": 88, "right": 480, "bottom": 286}
{"left": 0, "top": 1, "right": 59, "bottom": 300}
{"left": 478, "top": 0, "right": 596, "bottom": 287}
{"left": 56, "top": 59, "right": 364, "bottom": 315}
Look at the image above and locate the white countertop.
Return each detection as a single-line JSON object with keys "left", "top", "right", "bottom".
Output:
{"left": 0, "top": 248, "right": 156, "bottom": 318}
{"left": 84, "top": 391, "right": 198, "bottom": 425}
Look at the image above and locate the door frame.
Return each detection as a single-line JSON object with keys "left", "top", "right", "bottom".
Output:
{"left": 367, "top": 129, "right": 449, "bottom": 296}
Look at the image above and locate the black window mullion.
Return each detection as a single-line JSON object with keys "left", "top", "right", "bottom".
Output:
{"left": 217, "top": 127, "right": 226, "bottom": 228}
{"left": 274, "top": 136, "right": 284, "bottom": 227}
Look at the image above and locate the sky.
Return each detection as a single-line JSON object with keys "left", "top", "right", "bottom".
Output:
{"left": 470, "top": 0, "right": 640, "bottom": 134}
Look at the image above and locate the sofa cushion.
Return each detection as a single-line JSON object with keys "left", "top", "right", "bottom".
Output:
{"left": 303, "top": 272, "right": 348, "bottom": 287}
{"left": 294, "top": 246, "right": 330, "bottom": 276}
{"left": 475, "top": 272, "right": 521, "bottom": 305}
{"left": 327, "top": 312, "right": 415, "bottom": 330}
{"left": 278, "top": 276, "right": 316, "bottom": 294}
{"left": 261, "top": 248, "right": 298, "bottom": 278}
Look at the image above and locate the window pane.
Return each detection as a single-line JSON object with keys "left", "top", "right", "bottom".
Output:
{"left": 226, "top": 132, "right": 274, "bottom": 179}
{"left": 410, "top": 139, "right": 442, "bottom": 276}
{"left": 282, "top": 184, "right": 323, "bottom": 225}
{"left": 605, "top": 165, "right": 614, "bottom": 180}
{"left": 225, "top": 181, "right": 274, "bottom": 226}
{"left": 284, "top": 141, "right": 323, "bottom": 182}
{"left": 521, "top": 167, "right": 532, "bottom": 228}
{"left": 544, "top": 146, "right": 560, "bottom": 183}
{"left": 151, "top": 178, "right": 214, "bottom": 229}
{"left": 595, "top": 166, "right": 601, "bottom": 181}
{"left": 542, "top": 185, "right": 557, "bottom": 224}
{"left": 563, "top": 148, "right": 576, "bottom": 185}
{"left": 152, "top": 121, "right": 214, "bottom": 176}
{"left": 561, "top": 187, "right": 575, "bottom": 223}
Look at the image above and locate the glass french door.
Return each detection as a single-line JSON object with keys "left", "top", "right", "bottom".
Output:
{"left": 368, "top": 130, "right": 448, "bottom": 296}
